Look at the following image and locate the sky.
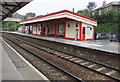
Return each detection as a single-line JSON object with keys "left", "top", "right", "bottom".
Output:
{"left": 17, "top": 0, "right": 120, "bottom": 16}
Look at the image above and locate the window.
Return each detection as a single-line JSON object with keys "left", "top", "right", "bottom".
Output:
{"left": 38, "top": 27, "right": 40, "bottom": 31}
{"left": 87, "top": 26, "right": 93, "bottom": 34}
{"left": 90, "top": 27, "right": 92, "bottom": 30}
{"left": 83, "top": 28, "right": 85, "bottom": 34}
{"left": 43, "top": 28, "right": 45, "bottom": 32}
{"left": 38, "top": 24, "right": 41, "bottom": 31}
{"left": 67, "top": 23, "right": 70, "bottom": 27}
{"left": 76, "top": 23, "right": 78, "bottom": 27}
{"left": 34, "top": 24, "right": 36, "bottom": 31}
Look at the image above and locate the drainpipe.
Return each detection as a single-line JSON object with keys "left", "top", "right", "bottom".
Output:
{"left": 72, "top": 8, "right": 75, "bottom": 13}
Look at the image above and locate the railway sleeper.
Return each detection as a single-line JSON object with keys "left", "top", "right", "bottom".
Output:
{"left": 74, "top": 60, "right": 84, "bottom": 63}
{"left": 80, "top": 62, "right": 89, "bottom": 65}
{"left": 106, "top": 70, "right": 116, "bottom": 76}
{"left": 96, "top": 67, "right": 105, "bottom": 71}
{"left": 87, "top": 64, "right": 96, "bottom": 68}
{"left": 3, "top": 35, "right": 120, "bottom": 81}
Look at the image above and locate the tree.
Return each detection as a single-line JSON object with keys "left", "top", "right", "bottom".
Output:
{"left": 2, "top": 21, "right": 21, "bottom": 31}
{"left": 25, "top": 12, "right": 36, "bottom": 19}
{"left": 87, "top": 2, "right": 97, "bottom": 15}
{"left": 77, "top": 9, "right": 90, "bottom": 17}
{"left": 26, "top": 12, "right": 36, "bottom": 17}
{"left": 91, "top": 10, "right": 119, "bottom": 34}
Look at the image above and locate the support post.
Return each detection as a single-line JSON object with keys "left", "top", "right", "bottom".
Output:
{"left": 45, "top": 24, "right": 49, "bottom": 36}
{"left": 64, "top": 22, "right": 66, "bottom": 38}
{"left": 54, "top": 24, "right": 56, "bottom": 38}
{"left": 79, "top": 22, "right": 82, "bottom": 40}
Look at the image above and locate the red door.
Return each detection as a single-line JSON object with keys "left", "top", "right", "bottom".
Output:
{"left": 82, "top": 27, "right": 86, "bottom": 41}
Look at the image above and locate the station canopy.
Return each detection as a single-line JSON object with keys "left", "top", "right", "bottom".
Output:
{"left": 0, "top": 0, "right": 32, "bottom": 21}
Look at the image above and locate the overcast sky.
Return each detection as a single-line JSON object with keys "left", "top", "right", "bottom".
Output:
{"left": 17, "top": 0, "right": 119, "bottom": 16}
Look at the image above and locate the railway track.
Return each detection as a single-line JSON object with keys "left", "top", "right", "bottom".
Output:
{"left": 3, "top": 35, "right": 120, "bottom": 81}
{"left": 2, "top": 36, "right": 83, "bottom": 81}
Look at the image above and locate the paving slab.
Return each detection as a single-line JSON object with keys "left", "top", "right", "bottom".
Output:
{"left": 1, "top": 37, "right": 49, "bottom": 80}
{"left": 1, "top": 43, "right": 22, "bottom": 80}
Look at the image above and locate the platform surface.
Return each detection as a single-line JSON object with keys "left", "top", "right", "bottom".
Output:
{"left": 8, "top": 32, "right": 119, "bottom": 54}
{"left": 2, "top": 31, "right": 120, "bottom": 54}
{"left": 0, "top": 36, "right": 49, "bottom": 81}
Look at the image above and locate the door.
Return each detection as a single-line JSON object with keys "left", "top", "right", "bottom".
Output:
{"left": 37, "top": 24, "right": 41, "bottom": 35}
{"left": 82, "top": 27, "right": 86, "bottom": 41}
{"left": 75, "top": 29, "right": 78, "bottom": 40}
{"left": 42, "top": 28, "right": 45, "bottom": 35}
{"left": 59, "top": 24, "right": 64, "bottom": 36}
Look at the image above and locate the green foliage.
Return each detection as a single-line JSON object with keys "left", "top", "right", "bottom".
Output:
{"left": 77, "top": 9, "right": 119, "bottom": 33}
{"left": 2, "top": 21, "right": 22, "bottom": 31}
{"left": 77, "top": 9, "right": 90, "bottom": 17}
{"left": 26, "top": 12, "right": 36, "bottom": 17}
{"left": 96, "top": 23, "right": 119, "bottom": 33}
{"left": 91, "top": 10, "right": 119, "bottom": 34}
{"left": 36, "top": 15, "right": 44, "bottom": 17}
{"left": 87, "top": 2, "right": 97, "bottom": 15}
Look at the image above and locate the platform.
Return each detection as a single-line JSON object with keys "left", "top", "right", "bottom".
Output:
{"left": 6, "top": 31, "right": 119, "bottom": 54}
{"left": 2, "top": 31, "right": 120, "bottom": 54}
{"left": 0, "top": 37, "right": 49, "bottom": 81}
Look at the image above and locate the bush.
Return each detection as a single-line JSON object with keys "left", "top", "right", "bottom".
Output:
{"left": 91, "top": 10, "right": 119, "bottom": 34}
{"left": 2, "top": 21, "right": 22, "bottom": 31}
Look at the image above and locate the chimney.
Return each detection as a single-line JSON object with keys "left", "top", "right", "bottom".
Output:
{"left": 72, "top": 8, "right": 74, "bottom": 12}
{"left": 102, "top": 0, "right": 106, "bottom": 7}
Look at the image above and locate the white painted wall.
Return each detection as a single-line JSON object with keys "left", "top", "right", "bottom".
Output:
{"left": 82, "top": 23, "right": 94, "bottom": 39}
{"left": 33, "top": 24, "right": 37, "bottom": 34}
{"left": 59, "top": 24, "right": 64, "bottom": 35}
{"left": 36, "top": 24, "right": 41, "bottom": 34}
{"left": 49, "top": 24, "right": 54, "bottom": 34}
{"left": 66, "top": 21, "right": 80, "bottom": 39}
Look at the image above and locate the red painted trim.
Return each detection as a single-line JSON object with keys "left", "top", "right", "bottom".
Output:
{"left": 32, "top": 34, "right": 41, "bottom": 36}
{"left": 86, "top": 39, "right": 94, "bottom": 41}
{"left": 49, "top": 34, "right": 54, "bottom": 36}
{"left": 79, "top": 22, "right": 82, "bottom": 40}
{"left": 54, "top": 24, "right": 56, "bottom": 38}
{"left": 65, "top": 11, "right": 97, "bottom": 22}
{"left": 78, "top": 39, "right": 84, "bottom": 41}
{"left": 20, "top": 13, "right": 97, "bottom": 26}
{"left": 65, "top": 13, "right": 97, "bottom": 24}
{"left": 64, "top": 37, "right": 75, "bottom": 40}
{"left": 64, "top": 22, "right": 66, "bottom": 38}
{"left": 20, "top": 11, "right": 67, "bottom": 23}
{"left": 20, "top": 10, "right": 97, "bottom": 23}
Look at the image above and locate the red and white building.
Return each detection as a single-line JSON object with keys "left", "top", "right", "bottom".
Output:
{"left": 20, "top": 10, "right": 97, "bottom": 41}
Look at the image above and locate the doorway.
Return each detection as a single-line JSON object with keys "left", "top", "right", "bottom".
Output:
{"left": 82, "top": 27, "right": 86, "bottom": 41}
{"left": 58, "top": 24, "right": 64, "bottom": 37}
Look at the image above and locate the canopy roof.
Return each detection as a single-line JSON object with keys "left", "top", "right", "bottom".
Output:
{"left": 20, "top": 10, "right": 97, "bottom": 26}
{"left": 0, "top": 0, "right": 32, "bottom": 21}
{"left": 3, "top": 17, "right": 22, "bottom": 22}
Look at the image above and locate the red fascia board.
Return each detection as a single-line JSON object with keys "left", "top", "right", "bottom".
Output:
{"left": 20, "top": 10, "right": 97, "bottom": 23}
{"left": 20, "top": 10, "right": 66, "bottom": 23}
{"left": 65, "top": 11, "right": 97, "bottom": 22}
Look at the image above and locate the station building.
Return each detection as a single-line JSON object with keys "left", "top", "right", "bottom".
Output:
{"left": 20, "top": 10, "right": 97, "bottom": 41}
